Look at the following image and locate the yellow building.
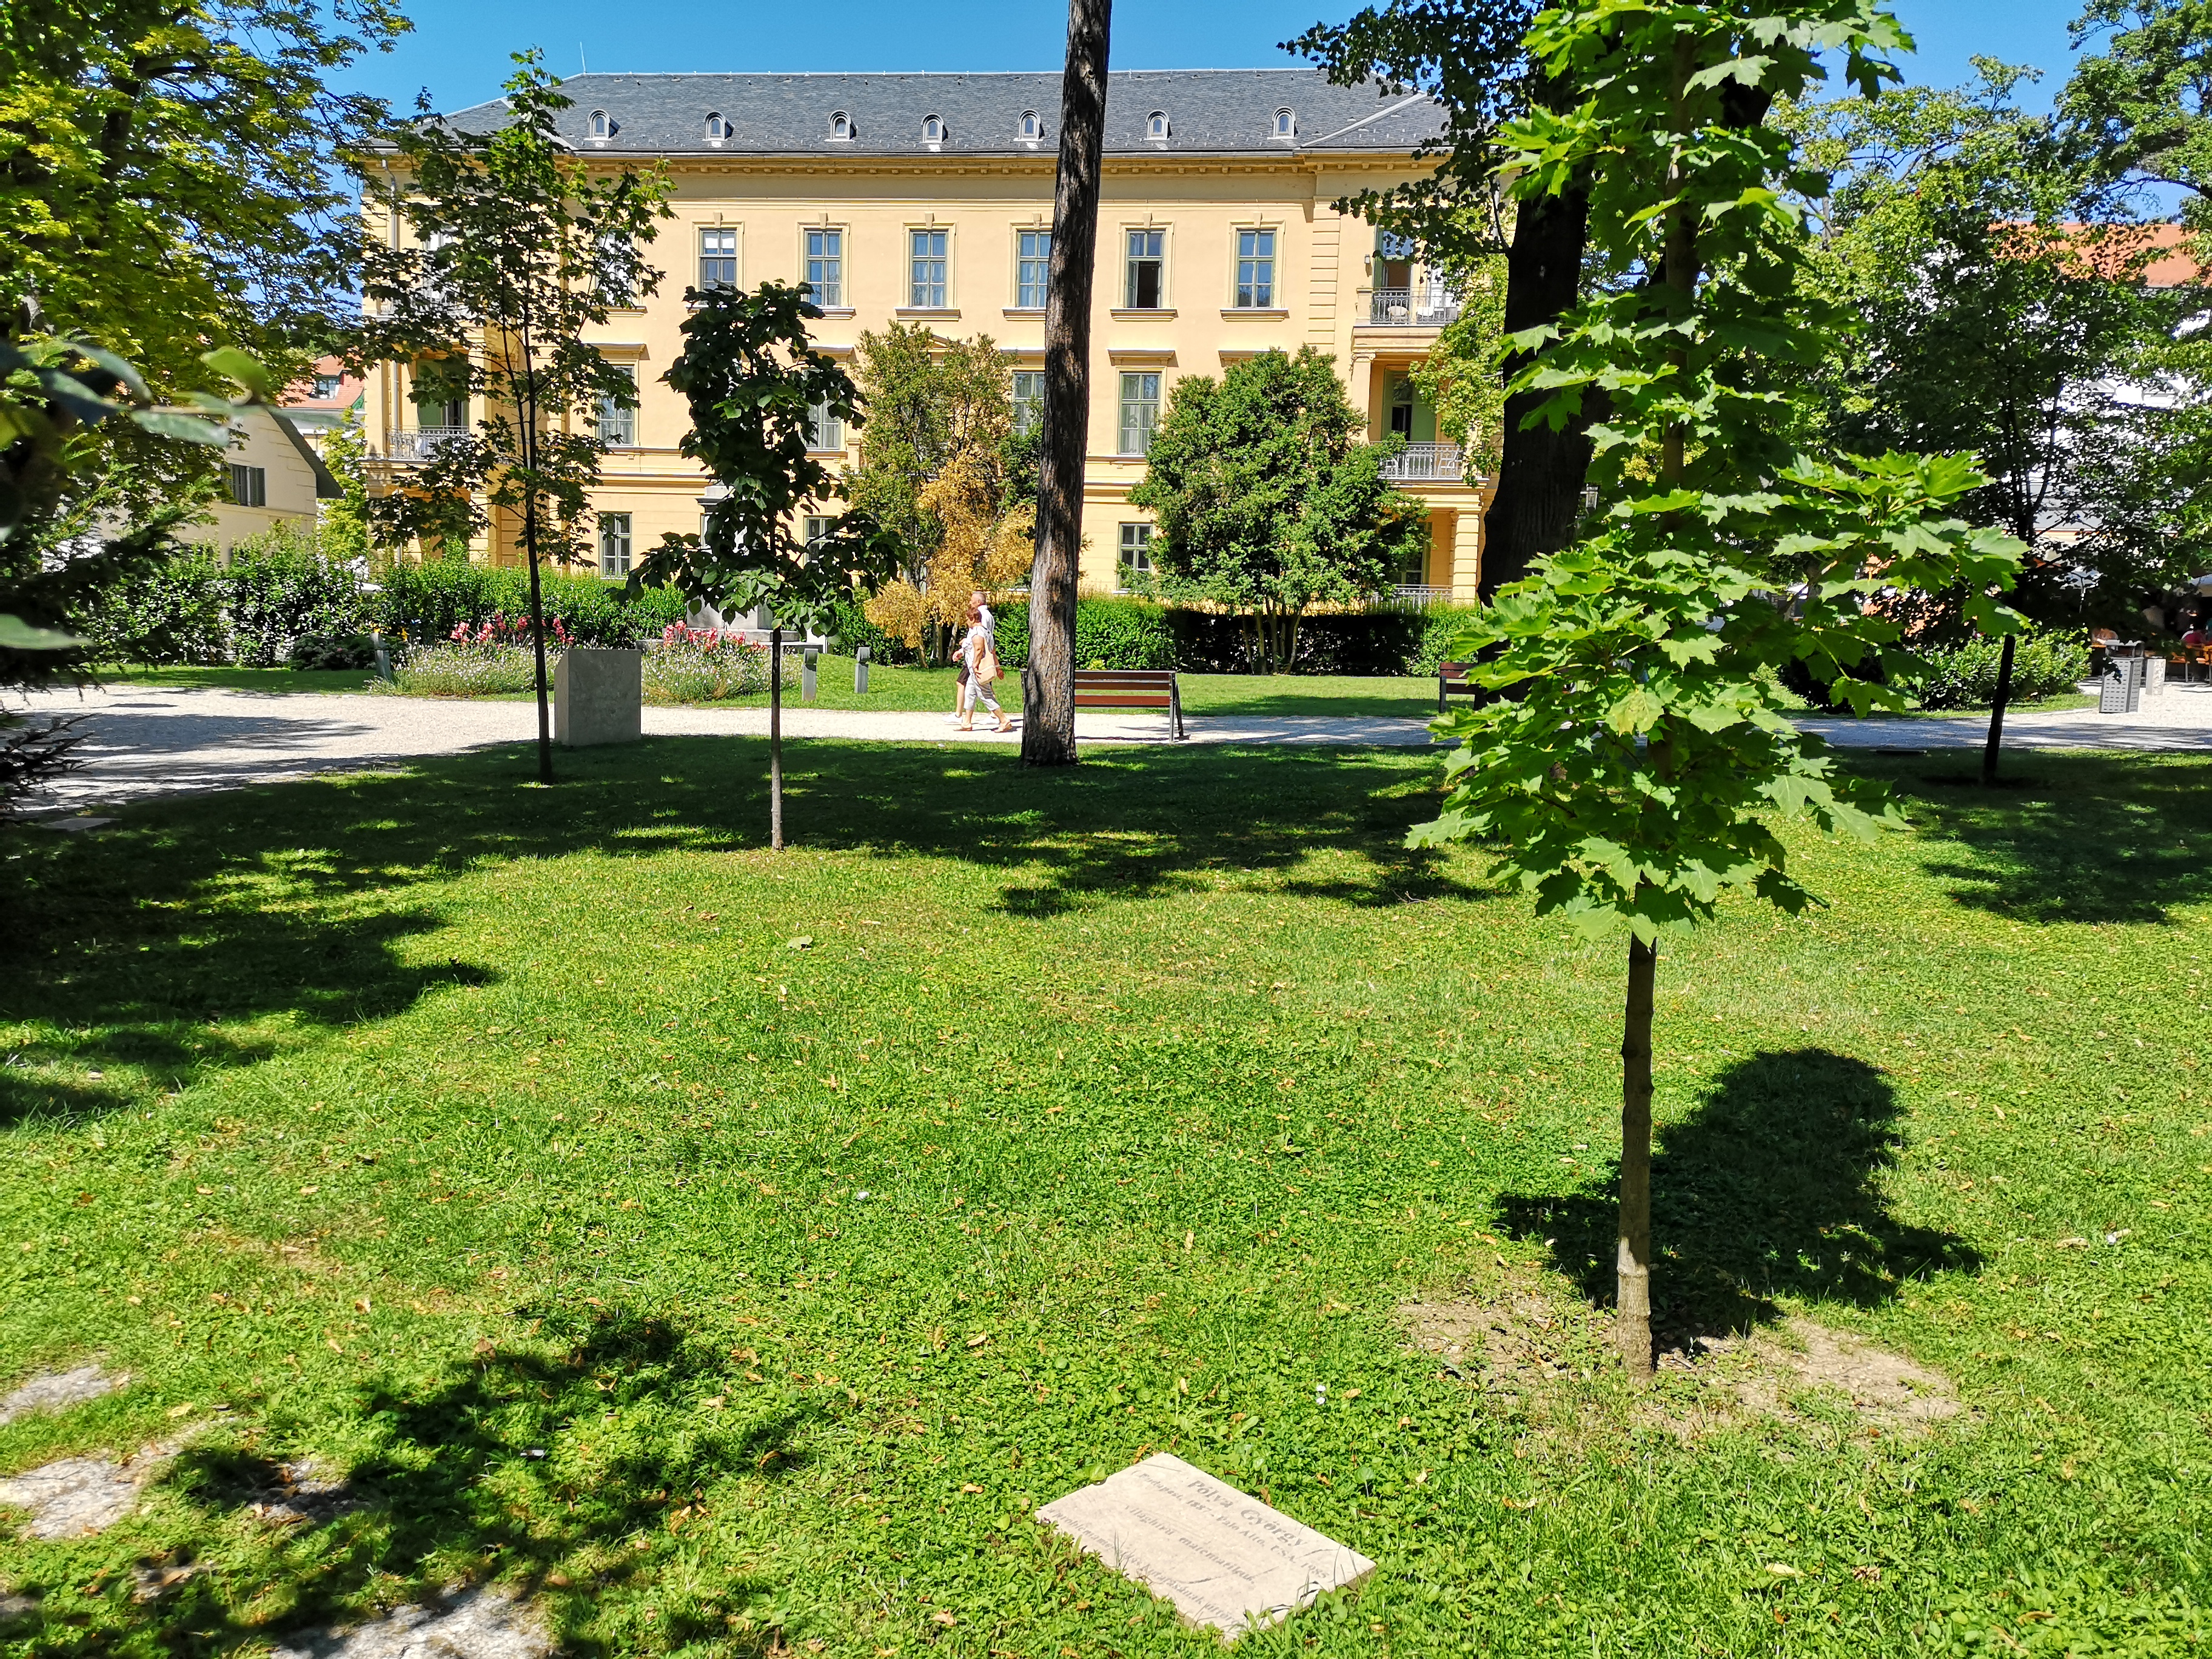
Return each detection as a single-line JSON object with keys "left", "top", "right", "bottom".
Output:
{"left": 361, "top": 69, "right": 1486, "bottom": 598}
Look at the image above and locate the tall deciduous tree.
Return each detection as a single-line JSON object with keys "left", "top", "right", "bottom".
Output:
{"left": 353, "top": 53, "right": 671, "bottom": 786}
{"left": 1025, "top": 0, "right": 1111, "bottom": 766}
{"left": 1128, "top": 347, "right": 1427, "bottom": 671}
{"left": 631, "top": 281, "right": 900, "bottom": 851}
{"left": 1791, "top": 65, "right": 2174, "bottom": 780}
{"left": 1412, "top": 0, "right": 2025, "bottom": 1375}
{"left": 1290, "top": 0, "right": 1604, "bottom": 595}
{"left": 0, "top": 0, "right": 406, "bottom": 389}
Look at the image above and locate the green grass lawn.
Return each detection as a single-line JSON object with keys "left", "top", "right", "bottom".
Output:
{"left": 95, "top": 659, "right": 1445, "bottom": 717}
{"left": 4, "top": 743, "right": 2209, "bottom": 1656}
{"left": 92, "top": 664, "right": 383, "bottom": 696}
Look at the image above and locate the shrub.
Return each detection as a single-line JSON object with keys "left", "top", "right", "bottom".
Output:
{"left": 84, "top": 554, "right": 229, "bottom": 665}
{"left": 642, "top": 626, "right": 778, "bottom": 704}
{"left": 993, "top": 598, "right": 1174, "bottom": 671}
{"left": 224, "top": 525, "right": 371, "bottom": 665}
{"left": 287, "top": 632, "right": 379, "bottom": 671}
{"left": 374, "top": 560, "right": 685, "bottom": 647}
{"left": 1915, "top": 629, "right": 2091, "bottom": 709}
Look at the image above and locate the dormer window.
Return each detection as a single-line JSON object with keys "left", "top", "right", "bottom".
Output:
{"left": 830, "top": 110, "right": 852, "bottom": 141}
{"left": 1273, "top": 107, "right": 1295, "bottom": 138}
{"left": 705, "top": 112, "right": 729, "bottom": 143}
{"left": 1146, "top": 110, "right": 1169, "bottom": 141}
{"left": 922, "top": 113, "right": 944, "bottom": 143}
{"left": 1019, "top": 109, "right": 1042, "bottom": 141}
{"left": 588, "top": 109, "right": 611, "bottom": 141}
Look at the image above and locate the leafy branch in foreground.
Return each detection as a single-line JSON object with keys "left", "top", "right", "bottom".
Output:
{"left": 1411, "top": 0, "right": 2025, "bottom": 1376}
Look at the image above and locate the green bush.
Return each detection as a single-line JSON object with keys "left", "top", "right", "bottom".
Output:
{"left": 225, "top": 529, "right": 370, "bottom": 666}
{"left": 1914, "top": 629, "right": 2091, "bottom": 709}
{"left": 642, "top": 627, "right": 781, "bottom": 704}
{"left": 287, "top": 632, "right": 379, "bottom": 671}
{"left": 993, "top": 599, "right": 1174, "bottom": 671}
{"left": 1407, "top": 605, "right": 1484, "bottom": 674}
{"left": 84, "top": 555, "right": 229, "bottom": 665}
{"left": 375, "top": 560, "right": 685, "bottom": 648}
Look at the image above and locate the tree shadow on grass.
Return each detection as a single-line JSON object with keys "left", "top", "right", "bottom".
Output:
{"left": 0, "top": 736, "right": 1474, "bottom": 1125}
{"left": 1496, "top": 1049, "right": 1980, "bottom": 1338}
{"left": 115, "top": 1305, "right": 813, "bottom": 1658}
{"left": 1847, "top": 751, "right": 2212, "bottom": 927}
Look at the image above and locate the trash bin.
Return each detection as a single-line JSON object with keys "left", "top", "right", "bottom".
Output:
{"left": 2098, "top": 657, "right": 2143, "bottom": 714}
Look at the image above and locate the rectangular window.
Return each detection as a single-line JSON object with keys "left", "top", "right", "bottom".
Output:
{"left": 1118, "top": 522, "right": 1154, "bottom": 585}
{"left": 227, "top": 464, "right": 267, "bottom": 509}
{"left": 1235, "top": 229, "right": 1276, "bottom": 309}
{"left": 804, "top": 229, "right": 842, "bottom": 307}
{"left": 910, "top": 229, "right": 948, "bottom": 308}
{"left": 598, "top": 364, "right": 637, "bottom": 447}
{"left": 806, "top": 398, "right": 844, "bottom": 452}
{"left": 1118, "top": 371, "right": 1161, "bottom": 457}
{"left": 598, "top": 512, "right": 632, "bottom": 578}
{"left": 1010, "top": 370, "right": 1045, "bottom": 437}
{"left": 803, "top": 515, "right": 833, "bottom": 549}
{"left": 312, "top": 374, "right": 342, "bottom": 400}
{"left": 1125, "top": 230, "right": 1165, "bottom": 309}
{"left": 1017, "top": 230, "right": 1051, "bottom": 308}
{"left": 415, "top": 394, "right": 464, "bottom": 431}
{"left": 699, "top": 227, "right": 738, "bottom": 290}
{"left": 598, "top": 232, "right": 635, "bottom": 307}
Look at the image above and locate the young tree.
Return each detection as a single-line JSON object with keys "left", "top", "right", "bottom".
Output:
{"left": 847, "top": 327, "right": 1027, "bottom": 655}
{"left": 1791, "top": 65, "right": 2170, "bottom": 781}
{"left": 1411, "top": 0, "right": 2025, "bottom": 1376}
{"left": 631, "top": 281, "right": 900, "bottom": 851}
{"left": 1128, "top": 347, "right": 1427, "bottom": 671}
{"left": 353, "top": 52, "right": 671, "bottom": 786}
{"left": 1024, "top": 0, "right": 1113, "bottom": 767}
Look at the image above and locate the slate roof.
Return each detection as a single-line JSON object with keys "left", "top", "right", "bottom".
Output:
{"left": 432, "top": 69, "right": 1441, "bottom": 158}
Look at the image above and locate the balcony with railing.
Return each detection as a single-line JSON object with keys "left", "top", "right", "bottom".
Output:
{"left": 1366, "top": 287, "right": 1462, "bottom": 327}
{"left": 1378, "top": 441, "right": 1464, "bottom": 483}
{"left": 381, "top": 427, "right": 469, "bottom": 463}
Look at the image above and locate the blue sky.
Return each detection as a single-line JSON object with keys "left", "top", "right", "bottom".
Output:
{"left": 339, "top": 0, "right": 2099, "bottom": 115}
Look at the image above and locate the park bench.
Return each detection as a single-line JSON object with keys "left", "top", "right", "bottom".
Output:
{"left": 1073, "top": 668, "right": 1185, "bottom": 740}
{"left": 1438, "top": 662, "right": 1484, "bottom": 712}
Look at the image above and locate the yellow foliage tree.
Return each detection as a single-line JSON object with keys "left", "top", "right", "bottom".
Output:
{"left": 865, "top": 441, "right": 1034, "bottom": 646}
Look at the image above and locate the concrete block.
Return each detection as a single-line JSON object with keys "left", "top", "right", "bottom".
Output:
{"left": 554, "top": 648, "right": 642, "bottom": 747}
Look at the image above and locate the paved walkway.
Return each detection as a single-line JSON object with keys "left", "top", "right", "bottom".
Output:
{"left": 12, "top": 681, "right": 2212, "bottom": 810}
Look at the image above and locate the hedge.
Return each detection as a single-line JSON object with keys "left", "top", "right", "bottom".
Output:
{"left": 989, "top": 597, "right": 1474, "bottom": 675}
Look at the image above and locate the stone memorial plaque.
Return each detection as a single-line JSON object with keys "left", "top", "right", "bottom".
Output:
{"left": 1036, "top": 1454, "right": 1373, "bottom": 1641}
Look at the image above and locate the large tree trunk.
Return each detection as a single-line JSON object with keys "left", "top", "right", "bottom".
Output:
{"left": 1478, "top": 184, "right": 1596, "bottom": 598}
{"left": 1023, "top": 0, "right": 1111, "bottom": 766}
{"left": 1617, "top": 933, "right": 1657, "bottom": 1377}
{"left": 769, "top": 623, "right": 785, "bottom": 850}
{"left": 1981, "top": 630, "right": 2017, "bottom": 786}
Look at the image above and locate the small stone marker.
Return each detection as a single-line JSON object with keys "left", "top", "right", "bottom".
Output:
{"left": 38, "top": 816, "right": 114, "bottom": 834}
{"left": 1036, "top": 1454, "right": 1373, "bottom": 1641}
{"left": 855, "top": 644, "right": 871, "bottom": 694}
{"left": 554, "top": 648, "right": 642, "bottom": 748}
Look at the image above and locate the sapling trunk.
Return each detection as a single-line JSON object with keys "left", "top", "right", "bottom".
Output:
{"left": 1981, "top": 631, "right": 2017, "bottom": 787}
{"left": 1617, "top": 933, "right": 1657, "bottom": 1377}
{"left": 769, "top": 624, "right": 784, "bottom": 850}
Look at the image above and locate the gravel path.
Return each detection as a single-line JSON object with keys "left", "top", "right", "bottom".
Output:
{"left": 12, "top": 681, "right": 2211, "bottom": 811}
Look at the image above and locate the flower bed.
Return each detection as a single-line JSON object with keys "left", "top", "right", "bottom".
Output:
{"left": 642, "top": 625, "right": 780, "bottom": 704}
{"left": 372, "top": 615, "right": 571, "bottom": 697}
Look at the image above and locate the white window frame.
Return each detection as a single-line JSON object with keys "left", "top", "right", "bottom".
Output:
{"left": 1234, "top": 227, "right": 1277, "bottom": 309}
{"left": 922, "top": 113, "right": 945, "bottom": 143}
{"left": 1118, "top": 371, "right": 1161, "bottom": 457}
{"left": 806, "top": 398, "right": 845, "bottom": 453}
{"left": 228, "top": 463, "right": 267, "bottom": 508}
{"left": 598, "top": 512, "right": 633, "bottom": 578}
{"left": 598, "top": 364, "right": 637, "bottom": 447}
{"left": 588, "top": 109, "right": 611, "bottom": 141}
{"left": 908, "top": 227, "right": 949, "bottom": 309}
{"left": 1118, "top": 522, "right": 1154, "bottom": 587}
{"left": 803, "top": 226, "right": 845, "bottom": 308}
{"left": 699, "top": 225, "right": 739, "bottom": 291}
{"left": 1124, "top": 228, "right": 1167, "bottom": 310}
{"left": 1011, "top": 369, "right": 1045, "bottom": 436}
{"left": 802, "top": 515, "right": 834, "bottom": 549}
{"left": 830, "top": 111, "right": 852, "bottom": 141}
{"left": 1016, "top": 229, "right": 1051, "bottom": 309}
{"left": 1146, "top": 110, "right": 1169, "bottom": 141}
{"left": 1273, "top": 107, "right": 1296, "bottom": 139}
{"left": 705, "top": 112, "right": 729, "bottom": 144}
{"left": 1019, "top": 109, "right": 1042, "bottom": 141}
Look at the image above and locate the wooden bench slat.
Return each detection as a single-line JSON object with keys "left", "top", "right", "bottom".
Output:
{"left": 1062, "top": 667, "right": 1186, "bottom": 738}
{"left": 1074, "top": 695, "right": 1173, "bottom": 708}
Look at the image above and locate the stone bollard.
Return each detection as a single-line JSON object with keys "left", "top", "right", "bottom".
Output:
{"left": 554, "top": 648, "right": 642, "bottom": 747}
{"left": 802, "top": 646, "right": 819, "bottom": 703}
{"left": 855, "top": 644, "right": 871, "bottom": 694}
